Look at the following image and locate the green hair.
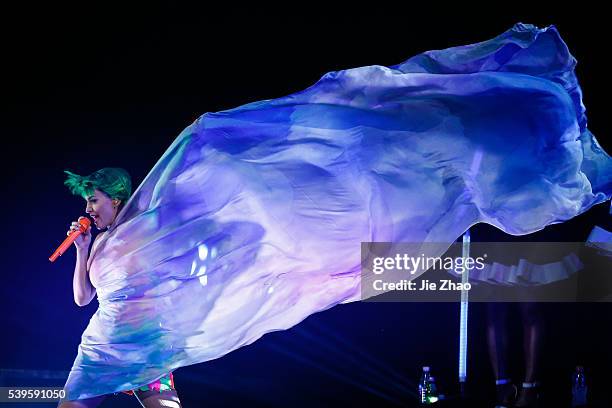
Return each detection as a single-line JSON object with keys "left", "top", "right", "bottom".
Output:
{"left": 64, "top": 168, "right": 132, "bottom": 202}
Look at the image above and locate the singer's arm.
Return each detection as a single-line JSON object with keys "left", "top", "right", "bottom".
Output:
{"left": 73, "top": 246, "right": 96, "bottom": 307}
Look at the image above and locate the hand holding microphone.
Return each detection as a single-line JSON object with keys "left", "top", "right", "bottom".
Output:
{"left": 69, "top": 216, "right": 92, "bottom": 250}
{"left": 49, "top": 216, "right": 92, "bottom": 262}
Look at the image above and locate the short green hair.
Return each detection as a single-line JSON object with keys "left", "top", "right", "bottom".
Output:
{"left": 64, "top": 168, "right": 132, "bottom": 202}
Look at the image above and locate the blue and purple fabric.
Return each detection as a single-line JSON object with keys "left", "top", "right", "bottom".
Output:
{"left": 62, "top": 23, "right": 611, "bottom": 400}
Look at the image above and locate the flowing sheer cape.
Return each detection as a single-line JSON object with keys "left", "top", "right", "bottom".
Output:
{"left": 63, "top": 23, "right": 611, "bottom": 399}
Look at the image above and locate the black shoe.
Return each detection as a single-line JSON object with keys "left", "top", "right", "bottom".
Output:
{"left": 515, "top": 381, "right": 540, "bottom": 408}
{"left": 494, "top": 379, "right": 517, "bottom": 408}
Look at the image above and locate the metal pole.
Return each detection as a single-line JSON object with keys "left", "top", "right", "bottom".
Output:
{"left": 459, "top": 229, "right": 470, "bottom": 397}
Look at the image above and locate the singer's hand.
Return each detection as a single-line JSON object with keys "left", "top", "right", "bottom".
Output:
{"left": 67, "top": 217, "right": 92, "bottom": 250}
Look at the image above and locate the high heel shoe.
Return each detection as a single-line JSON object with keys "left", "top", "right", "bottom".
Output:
{"left": 494, "top": 378, "right": 517, "bottom": 408}
{"left": 515, "top": 381, "right": 540, "bottom": 408}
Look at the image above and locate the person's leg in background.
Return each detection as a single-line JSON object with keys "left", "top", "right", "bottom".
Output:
{"left": 486, "top": 302, "right": 517, "bottom": 406}
{"left": 515, "top": 301, "right": 544, "bottom": 407}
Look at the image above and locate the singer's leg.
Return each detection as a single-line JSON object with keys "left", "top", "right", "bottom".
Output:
{"left": 58, "top": 394, "right": 108, "bottom": 408}
{"left": 134, "top": 389, "right": 182, "bottom": 408}
{"left": 132, "top": 372, "right": 182, "bottom": 408}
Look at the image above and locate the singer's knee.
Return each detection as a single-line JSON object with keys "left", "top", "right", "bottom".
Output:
{"left": 135, "top": 389, "right": 182, "bottom": 408}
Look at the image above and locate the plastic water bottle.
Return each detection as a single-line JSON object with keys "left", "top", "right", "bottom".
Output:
{"left": 418, "top": 366, "right": 439, "bottom": 404}
{"left": 571, "top": 365, "right": 587, "bottom": 407}
{"left": 419, "top": 366, "right": 431, "bottom": 404}
{"left": 428, "top": 375, "right": 440, "bottom": 403}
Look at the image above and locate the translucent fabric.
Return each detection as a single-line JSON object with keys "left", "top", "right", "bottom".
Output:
{"left": 62, "top": 23, "right": 611, "bottom": 400}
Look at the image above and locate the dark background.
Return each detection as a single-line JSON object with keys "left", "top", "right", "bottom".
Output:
{"left": 1, "top": 5, "right": 611, "bottom": 407}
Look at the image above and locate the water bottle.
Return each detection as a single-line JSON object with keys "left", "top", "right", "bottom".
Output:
{"left": 418, "top": 366, "right": 439, "bottom": 404}
{"left": 571, "top": 365, "right": 587, "bottom": 407}
{"left": 419, "top": 366, "right": 431, "bottom": 404}
{"left": 428, "top": 375, "right": 440, "bottom": 403}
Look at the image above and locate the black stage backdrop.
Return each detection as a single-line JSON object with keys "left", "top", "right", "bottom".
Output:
{"left": 2, "top": 6, "right": 611, "bottom": 408}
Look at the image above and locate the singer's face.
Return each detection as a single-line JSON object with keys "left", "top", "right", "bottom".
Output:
{"left": 85, "top": 189, "right": 118, "bottom": 230}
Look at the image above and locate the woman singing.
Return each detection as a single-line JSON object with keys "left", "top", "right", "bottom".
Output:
{"left": 58, "top": 168, "right": 182, "bottom": 408}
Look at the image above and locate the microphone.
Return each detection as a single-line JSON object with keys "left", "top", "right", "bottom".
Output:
{"left": 49, "top": 217, "right": 91, "bottom": 262}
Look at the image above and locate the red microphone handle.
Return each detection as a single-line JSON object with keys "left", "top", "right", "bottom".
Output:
{"left": 49, "top": 218, "right": 91, "bottom": 262}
